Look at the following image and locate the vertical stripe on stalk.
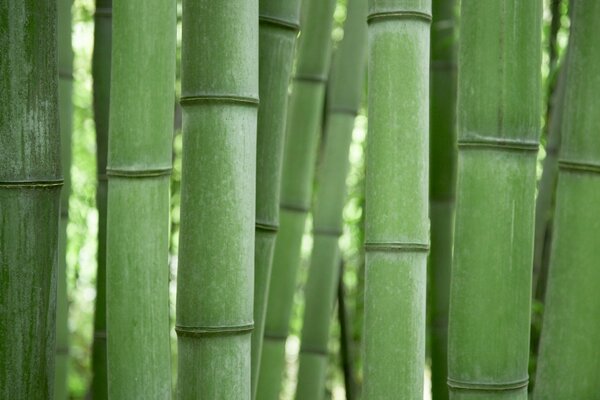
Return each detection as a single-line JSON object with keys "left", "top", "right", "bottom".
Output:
{"left": 364, "top": 0, "right": 431, "bottom": 398}
{"left": 534, "top": 2, "right": 600, "bottom": 398}
{"left": 295, "top": 0, "right": 367, "bottom": 398}
{"left": 90, "top": 0, "right": 111, "bottom": 398}
{"left": 257, "top": 0, "right": 337, "bottom": 398}
{"left": 176, "top": 1, "right": 258, "bottom": 398}
{"left": 252, "top": 0, "right": 302, "bottom": 398}
{"left": 447, "top": 1, "right": 542, "bottom": 399}
{"left": 106, "top": 0, "right": 176, "bottom": 397}
{"left": 0, "top": 2, "right": 62, "bottom": 398}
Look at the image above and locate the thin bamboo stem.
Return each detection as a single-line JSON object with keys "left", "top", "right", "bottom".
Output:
{"left": 105, "top": 0, "right": 176, "bottom": 397}
{"left": 176, "top": 1, "right": 258, "bottom": 398}
{"left": 294, "top": 0, "right": 367, "bottom": 398}
{"left": 338, "top": 261, "right": 357, "bottom": 400}
{"left": 0, "top": 2, "right": 62, "bottom": 398}
{"left": 447, "top": 2, "right": 542, "bottom": 399}
{"left": 533, "top": 2, "right": 600, "bottom": 397}
{"left": 363, "top": 0, "right": 431, "bottom": 398}
{"left": 257, "top": 0, "right": 337, "bottom": 398}
{"left": 90, "top": 0, "right": 111, "bottom": 397}
{"left": 251, "top": 1, "right": 302, "bottom": 398}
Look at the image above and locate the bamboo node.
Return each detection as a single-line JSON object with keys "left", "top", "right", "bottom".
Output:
{"left": 263, "top": 332, "right": 287, "bottom": 342}
{"left": 94, "top": 7, "right": 112, "bottom": 17}
{"left": 294, "top": 74, "right": 327, "bottom": 84}
{"left": 280, "top": 203, "right": 309, "bottom": 213}
{"left": 175, "top": 323, "right": 254, "bottom": 337}
{"left": 94, "top": 330, "right": 107, "bottom": 339}
{"left": 430, "top": 60, "right": 457, "bottom": 71}
{"left": 364, "top": 241, "right": 429, "bottom": 252}
{"left": 447, "top": 377, "right": 528, "bottom": 391}
{"left": 259, "top": 15, "right": 300, "bottom": 32}
{"left": 59, "top": 70, "right": 74, "bottom": 80}
{"left": 458, "top": 138, "right": 539, "bottom": 152}
{"left": 558, "top": 159, "right": 600, "bottom": 175}
{"left": 179, "top": 94, "right": 259, "bottom": 106}
{"left": 0, "top": 179, "right": 64, "bottom": 188}
{"left": 367, "top": 11, "right": 432, "bottom": 24}
{"left": 106, "top": 168, "right": 172, "bottom": 178}
{"left": 256, "top": 220, "right": 279, "bottom": 233}
{"left": 313, "top": 227, "right": 343, "bottom": 237}
{"left": 300, "top": 346, "right": 328, "bottom": 357}
{"left": 328, "top": 106, "right": 358, "bottom": 117}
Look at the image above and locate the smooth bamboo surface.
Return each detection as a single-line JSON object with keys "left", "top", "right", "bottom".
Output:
{"left": 364, "top": 0, "right": 431, "bottom": 398}
{"left": 0, "top": 2, "right": 62, "bottom": 398}
{"left": 90, "top": 0, "right": 111, "bottom": 398}
{"left": 257, "top": 0, "right": 337, "bottom": 398}
{"left": 429, "top": 0, "right": 456, "bottom": 399}
{"left": 533, "top": 2, "right": 600, "bottom": 397}
{"left": 447, "top": 2, "right": 542, "bottom": 399}
{"left": 295, "top": 0, "right": 367, "bottom": 398}
{"left": 252, "top": 0, "right": 301, "bottom": 397}
{"left": 105, "top": 0, "right": 175, "bottom": 397}
{"left": 55, "top": 0, "right": 74, "bottom": 398}
{"left": 176, "top": 1, "right": 258, "bottom": 398}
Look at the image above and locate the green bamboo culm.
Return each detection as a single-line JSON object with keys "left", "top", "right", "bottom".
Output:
{"left": 447, "top": 1, "right": 542, "bottom": 399}
{"left": 429, "top": 0, "right": 456, "bottom": 398}
{"left": 257, "top": 0, "right": 336, "bottom": 397}
{"left": 105, "top": 0, "right": 175, "bottom": 397}
{"left": 0, "top": 1, "right": 62, "bottom": 398}
{"left": 90, "top": 0, "right": 111, "bottom": 398}
{"left": 252, "top": 0, "right": 302, "bottom": 397}
{"left": 55, "top": 0, "right": 74, "bottom": 398}
{"left": 295, "top": 0, "right": 367, "bottom": 398}
{"left": 533, "top": 2, "right": 600, "bottom": 397}
{"left": 176, "top": 0, "right": 258, "bottom": 398}
{"left": 363, "top": 0, "right": 431, "bottom": 398}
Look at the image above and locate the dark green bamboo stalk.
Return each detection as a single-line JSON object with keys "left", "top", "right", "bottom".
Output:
{"left": 338, "top": 261, "right": 357, "bottom": 400}
{"left": 176, "top": 1, "right": 257, "bottom": 398}
{"left": 105, "top": 0, "right": 175, "bottom": 397}
{"left": 90, "top": 0, "right": 111, "bottom": 398}
{"left": 295, "top": 0, "right": 367, "bottom": 398}
{"left": 0, "top": 1, "right": 61, "bottom": 398}
{"left": 533, "top": 2, "right": 600, "bottom": 397}
{"left": 447, "top": 1, "right": 542, "bottom": 399}
{"left": 251, "top": 1, "right": 302, "bottom": 397}
{"left": 429, "top": 0, "right": 456, "bottom": 399}
{"left": 55, "top": 0, "right": 74, "bottom": 398}
{"left": 364, "top": 0, "right": 431, "bottom": 398}
{"left": 257, "top": 0, "right": 336, "bottom": 398}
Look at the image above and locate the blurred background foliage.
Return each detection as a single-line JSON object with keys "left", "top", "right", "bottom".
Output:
{"left": 63, "top": 0, "right": 565, "bottom": 398}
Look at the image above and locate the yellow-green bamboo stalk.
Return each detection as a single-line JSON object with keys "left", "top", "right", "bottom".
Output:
{"left": 447, "top": 1, "right": 542, "bottom": 399}
{"left": 363, "top": 0, "right": 431, "bottom": 398}
{"left": 252, "top": 0, "right": 302, "bottom": 397}
{"left": 295, "top": 0, "right": 367, "bottom": 398}
{"left": 55, "top": 0, "right": 74, "bottom": 398}
{"left": 90, "top": 0, "right": 111, "bottom": 398}
{"left": 176, "top": 1, "right": 258, "bottom": 398}
{"left": 0, "top": 1, "right": 62, "bottom": 398}
{"left": 257, "top": 0, "right": 337, "bottom": 398}
{"left": 533, "top": 2, "right": 600, "bottom": 398}
{"left": 105, "top": 0, "right": 176, "bottom": 397}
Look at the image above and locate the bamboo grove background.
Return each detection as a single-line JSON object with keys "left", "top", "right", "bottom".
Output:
{"left": 1, "top": 0, "right": 582, "bottom": 398}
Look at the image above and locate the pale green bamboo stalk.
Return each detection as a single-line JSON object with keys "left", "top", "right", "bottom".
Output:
{"left": 176, "top": 1, "right": 258, "bottom": 398}
{"left": 533, "top": 2, "right": 600, "bottom": 397}
{"left": 295, "top": 0, "right": 367, "bottom": 398}
{"left": 105, "top": 0, "right": 175, "bottom": 397}
{"left": 257, "top": 0, "right": 337, "bottom": 398}
{"left": 90, "top": 0, "right": 111, "bottom": 398}
{"left": 429, "top": 0, "right": 457, "bottom": 399}
{"left": 447, "top": 1, "right": 542, "bottom": 399}
{"left": 363, "top": 0, "right": 431, "bottom": 398}
{"left": 55, "top": 0, "right": 74, "bottom": 398}
{"left": 252, "top": 1, "right": 302, "bottom": 397}
{"left": 0, "top": 2, "right": 62, "bottom": 398}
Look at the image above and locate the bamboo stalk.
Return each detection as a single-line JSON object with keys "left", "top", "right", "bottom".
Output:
{"left": 533, "top": 2, "right": 600, "bottom": 397}
{"left": 363, "top": 0, "right": 431, "bottom": 398}
{"left": 257, "top": 0, "right": 337, "bottom": 398}
{"left": 251, "top": 1, "right": 302, "bottom": 398}
{"left": 105, "top": 0, "right": 176, "bottom": 397}
{"left": 90, "top": 0, "right": 111, "bottom": 398}
{"left": 447, "top": 1, "right": 542, "bottom": 399}
{"left": 176, "top": 1, "right": 258, "bottom": 398}
{"left": 0, "top": 1, "right": 62, "bottom": 398}
{"left": 294, "top": 0, "right": 367, "bottom": 398}
{"left": 338, "top": 261, "right": 358, "bottom": 400}
{"left": 55, "top": 0, "right": 74, "bottom": 398}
